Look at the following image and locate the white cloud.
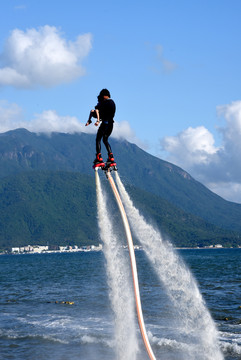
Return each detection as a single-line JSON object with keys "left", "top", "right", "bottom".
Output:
{"left": 28, "top": 112, "right": 143, "bottom": 147}
{"left": 14, "top": 5, "right": 26, "bottom": 10}
{"left": 0, "top": 101, "right": 97, "bottom": 135}
{"left": 0, "top": 100, "right": 141, "bottom": 146}
{"left": 25, "top": 110, "right": 89, "bottom": 134}
{"left": 0, "top": 25, "right": 92, "bottom": 88}
{"left": 150, "top": 44, "right": 177, "bottom": 74}
{"left": 217, "top": 100, "right": 241, "bottom": 149}
{"left": 27, "top": 113, "right": 141, "bottom": 144}
{"left": 160, "top": 100, "right": 241, "bottom": 203}
{"left": 206, "top": 181, "right": 241, "bottom": 203}
{"left": 161, "top": 126, "right": 218, "bottom": 169}
{"left": 112, "top": 120, "right": 145, "bottom": 147}
{"left": 0, "top": 100, "right": 24, "bottom": 132}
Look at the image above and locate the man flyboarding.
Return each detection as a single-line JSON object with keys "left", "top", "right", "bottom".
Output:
{"left": 85, "top": 89, "right": 116, "bottom": 169}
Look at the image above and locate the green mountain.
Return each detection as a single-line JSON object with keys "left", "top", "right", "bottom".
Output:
{"left": 0, "top": 171, "right": 96, "bottom": 249}
{"left": 0, "top": 171, "right": 239, "bottom": 250}
{"left": 0, "top": 128, "right": 241, "bottom": 249}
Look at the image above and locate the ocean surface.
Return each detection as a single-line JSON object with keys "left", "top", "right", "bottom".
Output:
{"left": 1, "top": 248, "right": 241, "bottom": 360}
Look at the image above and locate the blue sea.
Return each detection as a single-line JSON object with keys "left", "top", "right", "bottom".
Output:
{"left": 1, "top": 248, "right": 241, "bottom": 360}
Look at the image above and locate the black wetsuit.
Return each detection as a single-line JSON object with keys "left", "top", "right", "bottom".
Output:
{"left": 95, "top": 98, "right": 116, "bottom": 154}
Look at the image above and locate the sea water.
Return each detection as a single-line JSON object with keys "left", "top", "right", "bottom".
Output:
{"left": 1, "top": 249, "right": 241, "bottom": 359}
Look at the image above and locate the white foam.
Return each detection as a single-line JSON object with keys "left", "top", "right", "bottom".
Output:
{"left": 149, "top": 331, "right": 190, "bottom": 352}
{"left": 219, "top": 330, "right": 241, "bottom": 355}
{"left": 81, "top": 334, "right": 113, "bottom": 348}
{"left": 1, "top": 329, "right": 69, "bottom": 345}
{"left": 220, "top": 340, "right": 241, "bottom": 355}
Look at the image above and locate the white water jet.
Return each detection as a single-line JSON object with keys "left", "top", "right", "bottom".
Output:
{"left": 106, "top": 171, "right": 157, "bottom": 360}
{"left": 115, "top": 172, "right": 224, "bottom": 360}
{"left": 95, "top": 171, "right": 138, "bottom": 360}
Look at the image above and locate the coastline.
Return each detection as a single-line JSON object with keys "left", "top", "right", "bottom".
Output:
{"left": 1, "top": 244, "right": 241, "bottom": 256}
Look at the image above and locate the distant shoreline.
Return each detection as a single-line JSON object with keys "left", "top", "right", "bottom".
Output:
{"left": 1, "top": 245, "right": 241, "bottom": 256}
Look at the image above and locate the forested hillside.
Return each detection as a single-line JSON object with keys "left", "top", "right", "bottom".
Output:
{"left": 0, "top": 128, "right": 241, "bottom": 250}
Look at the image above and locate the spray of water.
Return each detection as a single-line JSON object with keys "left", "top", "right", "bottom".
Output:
{"left": 95, "top": 171, "right": 138, "bottom": 360}
{"left": 115, "top": 172, "right": 224, "bottom": 360}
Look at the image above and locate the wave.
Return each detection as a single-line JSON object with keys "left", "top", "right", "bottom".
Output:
{"left": 0, "top": 330, "right": 69, "bottom": 345}
{"left": 219, "top": 331, "right": 241, "bottom": 356}
{"left": 149, "top": 331, "right": 193, "bottom": 352}
{"left": 0, "top": 312, "right": 114, "bottom": 347}
{"left": 80, "top": 334, "right": 113, "bottom": 347}
{"left": 221, "top": 341, "right": 241, "bottom": 356}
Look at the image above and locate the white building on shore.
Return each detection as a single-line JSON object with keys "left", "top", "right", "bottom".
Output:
{"left": 11, "top": 245, "right": 48, "bottom": 253}
{"left": 11, "top": 244, "right": 103, "bottom": 254}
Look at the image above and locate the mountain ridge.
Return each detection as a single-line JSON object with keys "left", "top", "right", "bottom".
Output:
{"left": 0, "top": 128, "right": 241, "bottom": 235}
{"left": 0, "top": 170, "right": 240, "bottom": 250}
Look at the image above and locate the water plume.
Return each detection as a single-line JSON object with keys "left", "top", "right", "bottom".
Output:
{"left": 95, "top": 171, "right": 138, "bottom": 360}
{"left": 115, "top": 172, "right": 223, "bottom": 360}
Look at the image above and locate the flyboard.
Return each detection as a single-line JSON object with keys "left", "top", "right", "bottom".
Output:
{"left": 94, "top": 165, "right": 156, "bottom": 360}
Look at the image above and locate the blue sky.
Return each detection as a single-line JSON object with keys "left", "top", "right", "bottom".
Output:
{"left": 1, "top": 1, "right": 241, "bottom": 203}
